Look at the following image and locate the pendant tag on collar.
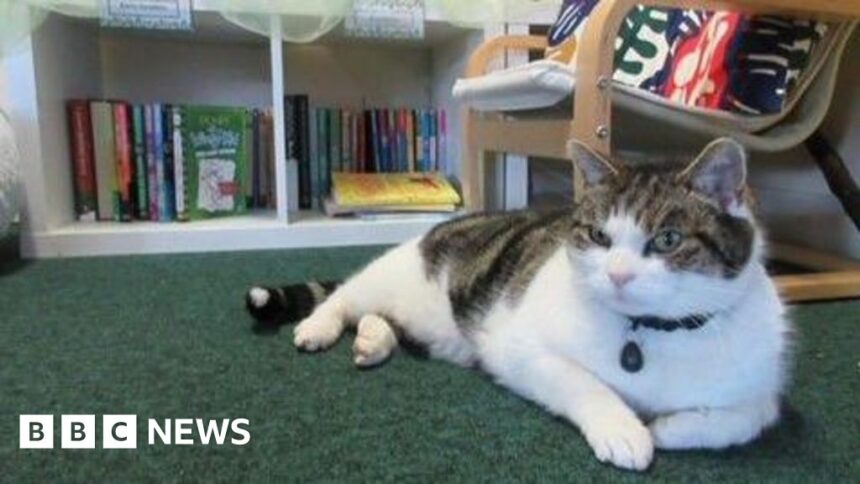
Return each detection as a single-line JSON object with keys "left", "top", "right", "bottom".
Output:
{"left": 620, "top": 341, "right": 643, "bottom": 373}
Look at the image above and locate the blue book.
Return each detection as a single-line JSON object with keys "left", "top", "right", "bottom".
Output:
{"left": 428, "top": 108, "right": 437, "bottom": 172}
{"left": 421, "top": 109, "right": 432, "bottom": 172}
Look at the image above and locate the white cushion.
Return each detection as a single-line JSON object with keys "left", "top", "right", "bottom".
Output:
{"left": 453, "top": 60, "right": 575, "bottom": 112}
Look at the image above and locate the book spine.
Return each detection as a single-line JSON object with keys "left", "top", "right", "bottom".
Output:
{"left": 429, "top": 108, "right": 437, "bottom": 172}
{"left": 330, "top": 108, "right": 341, "bottom": 173}
{"left": 152, "top": 104, "right": 166, "bottom": 221}
{"left": 438, "top": 109, "right": 447, "bottom": 174}
{"left": 309, "top": 107, "right": 319, "bottom": 209}
{"left": 319, "top": 108, "right": 330, "bottom": 198}
{"left": 162, "top": 104, "right": 176, "bottom": 221}
{"left": 380, "top": 109, "right": 390, "bottom": 172}
{"left": 351, "top": 111, "right": 360, "bottom": 172}
{"left": 90, "top": 101, "right": 118, "bottom": 221}
{"left": 144, "top": 104, "right": 158, "bottom": 221}
{"left": 264, "top": 109, "right": 275, "bottom": 209}
{"left": 414, "top": 109, "right": 424, "bottom": 172}
{"left": 422, "top": 109, "right": 432, "bottom": 172}
{"left": 406, "top": 108, "right": 415, "bottom": 172}
{"left": 66, "top": 100, "right": 98, "bottom": 222}
{"left": 259, "top": 109, "right": 270, "bottom": 208}
{"left": 355, "top": 112, "right": 365, "bottom": 173}
{"left": 251, "top": 109, "right": 261, "bottom": 208}
{"left": 399, "top": 109, "right": 408, "bottom": 172}
{"left": 131, "top": 105, "right": 148, "bottom": 220}
{"left": 173, "top": 106, "right": 187, "bottom": 221}
{"left": 370, "top": 110, "right": 380, "bottom": 173}
{"left": 297, "top": 95, "right": 311, "bottom": 210}
{"left": 341, "top": 110, "right": 351, "bottom": 172}
{"left": 112, "top": 102, "right": 134, "bottom": 222}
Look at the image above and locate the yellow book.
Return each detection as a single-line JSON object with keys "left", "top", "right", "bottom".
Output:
{"left": 332, "top": 172, "right": 461, "bottom": 207}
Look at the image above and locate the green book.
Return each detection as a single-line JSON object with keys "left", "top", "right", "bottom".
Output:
{"left": 131, "top": 105, "right": 148, "bottom": 220}
{"left": 180, "top": 106, "right": 250, "bottom": 220}
{"left": 89, "top": 101, "right": 119, "bottom": 221}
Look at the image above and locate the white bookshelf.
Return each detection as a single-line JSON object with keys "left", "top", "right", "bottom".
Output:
{"left": 2, "top": 2, "right": 501, "bottom": 258}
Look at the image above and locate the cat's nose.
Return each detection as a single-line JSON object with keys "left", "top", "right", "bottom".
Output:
{"left": 608, "top": 271, "right": 636, "bottom": 288}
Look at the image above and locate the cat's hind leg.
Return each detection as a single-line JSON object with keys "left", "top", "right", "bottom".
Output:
{"left": 352, "top": 314, "right": 398, "bottom": 367}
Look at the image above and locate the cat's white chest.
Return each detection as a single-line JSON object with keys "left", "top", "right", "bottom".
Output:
{"left": 507, "top": 249, "right": 787, "bottom": 416}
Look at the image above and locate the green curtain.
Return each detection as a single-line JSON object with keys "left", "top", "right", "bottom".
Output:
{"left": 0, "top": 0, "right": 561, "bottom": 56}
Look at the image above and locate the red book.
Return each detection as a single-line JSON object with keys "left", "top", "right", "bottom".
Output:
{"left": 67, "top": 100, "right": 98, "bottom": 222}
{"left": 112, "top": 102, "right": 135, "bottom": 221}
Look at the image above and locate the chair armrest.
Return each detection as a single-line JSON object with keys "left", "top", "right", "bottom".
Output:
{"left": 464, "top": 35, "right": 550, "bottom": 78}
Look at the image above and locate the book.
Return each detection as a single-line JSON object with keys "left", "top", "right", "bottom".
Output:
{"left": 309, "top": 107, "right": 319, "bottom": 209}
{"left": 131, "top": 105, "right": 148, "bottom": 220}
{"left": 406, "top": 108, "right": 415, "bottom": 172}
{"left": 324, "top": 198, "right": 457, "bottom": 217}
{"left": 317, "top": 108, "right": 330, "bottom": 200}
{"left": 180, "top": 105, "right": 250, "bottom": 219}
{"left": 329, "top": 107, "right": 341, "bottom": 173}
{"left": 144, "top": 104, "right": 159, "bottom": 221}
{"left": 341, "top": 109, "right": 352, "bottom": 172}
{"left": 112, "top": 102, "right": 134, "bottom": 221}
{"left": 251, "top": 109, "right": 262, "bottom": 208}
{"left": 66, "top": 100, "right": 98, "bottom": 222}
{"left": 295, "top": 96, "right": 311, "bottom": 210}
{"left": 355, "top": 112, "right": 365, "bottom": 172}
{"left": 161, "top": 104, "right": 176, "bottom": 221}
{"left": 259, "top": 109, "right": 273, "bottom": 208}
{"left": 152, "top": 104, "right": 167, "bottom": 221}
{"left": 414, "top": 109, "right": 424, "bottom": 172}
{"left": 398, "top": 109, "right": 408, "bottom": 172}
{"left": 428, "top": 108, "right": 437, "bottom": 171}
{"left": 421, "top": 109, "right": 432, "bottom": 172}
{"left": 90, "top": 101, "right": 118, "bottom": 221}
{"left": 173, "top": 106, "right": 188, "bottom": 221}
{"left": 438, "top": 109, "right": 447, "bottom": 173}
{"left": 370, "top": 110, "right": 380, "bottom": 172}
{"left": 329, "top": 172, "right": 461, "bottom": 208}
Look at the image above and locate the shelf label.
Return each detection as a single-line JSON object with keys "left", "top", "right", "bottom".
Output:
{"left": 100, "top": 0, "right": 193, "bottom": 31}
{"left": 346, "top": 0, "right": 425, "bottom": 40}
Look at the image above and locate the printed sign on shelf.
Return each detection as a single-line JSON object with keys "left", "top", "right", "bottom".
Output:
{"left": 100, "top": 0, "right": 193, "bottom": 31}
{"left": 346, "top": 0, "right": 425, "bottom": 40}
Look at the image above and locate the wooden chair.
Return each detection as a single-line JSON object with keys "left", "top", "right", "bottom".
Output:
{"left": 461, "top": 0, "right": 860, "bottom": 302}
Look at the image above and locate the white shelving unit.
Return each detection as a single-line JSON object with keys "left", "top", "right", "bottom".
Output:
{"left": 2, "top": 2, "right": 492, "bottom": 258}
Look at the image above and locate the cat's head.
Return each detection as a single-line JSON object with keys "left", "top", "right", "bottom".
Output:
{"left": 566, "top": 138, "right": 761, "bottom": 318}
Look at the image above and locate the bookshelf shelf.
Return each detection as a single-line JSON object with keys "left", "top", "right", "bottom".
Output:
{"left": 3, "top": 4, "right": 501, "bottom": 258}
{"left": 28, "top": 212, "right": 449, "bottom": 258}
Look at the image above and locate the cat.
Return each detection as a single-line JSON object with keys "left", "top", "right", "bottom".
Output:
{"left": 245, "top": 137, "right": 789, "bottom": 471}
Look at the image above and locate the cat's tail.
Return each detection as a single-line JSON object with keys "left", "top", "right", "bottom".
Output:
{"left": 245, "top": 281, "right": 340, "bottom": 328}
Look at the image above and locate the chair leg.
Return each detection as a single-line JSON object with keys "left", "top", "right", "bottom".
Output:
{"left": 804, "top": 130, "right": 860, "bottom": 232}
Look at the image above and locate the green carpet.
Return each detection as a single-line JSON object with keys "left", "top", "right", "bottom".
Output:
{"left": 0, "top": 245, "right": 858, "bottom": 483}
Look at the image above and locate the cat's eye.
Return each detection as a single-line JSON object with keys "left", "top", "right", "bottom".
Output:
{"left": 588, "top": 226, "right": 612, "bottom": 247}
{"left": 649, "top": 229, "right": 683, "bottom": 254}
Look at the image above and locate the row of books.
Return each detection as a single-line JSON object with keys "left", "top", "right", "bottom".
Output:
{"left": 291, "top": 102, "right": 448, "bottom": 210}
{"left": 66, "top": 97, "right": 452, "bottom": 222}
{"left": 67, "top": 100, "right": 263, "bottom": 222}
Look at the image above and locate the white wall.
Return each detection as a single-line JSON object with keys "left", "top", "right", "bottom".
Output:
{"left": 748, "top": 30, "right": 860, "bottom": 260}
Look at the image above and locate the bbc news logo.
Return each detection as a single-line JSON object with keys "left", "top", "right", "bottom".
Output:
{"left": 20, "top": 415, "right": 251, "bottom": 449}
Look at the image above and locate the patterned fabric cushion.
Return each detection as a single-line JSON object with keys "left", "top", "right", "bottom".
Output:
{"left": 547, "top": 0, "right": 828, "bottom": 115}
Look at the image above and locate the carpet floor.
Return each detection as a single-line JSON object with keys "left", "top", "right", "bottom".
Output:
{"left": 0, "top": 245, "right": 858, "bottom": 483}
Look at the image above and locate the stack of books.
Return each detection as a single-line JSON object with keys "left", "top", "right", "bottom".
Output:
{"left": 67, "top": 100, "right": 274, "bottom": 223}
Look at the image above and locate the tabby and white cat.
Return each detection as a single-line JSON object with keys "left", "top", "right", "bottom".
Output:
{"left": 246, "top": 138, "right": 788, "bottom": 471}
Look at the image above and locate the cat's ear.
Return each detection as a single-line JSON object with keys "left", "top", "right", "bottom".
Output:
{"left": 678, "top": 137, "right": 747, "bottom": 210}
{"left": 568, "top": 139, "right": 619, "bottom": 186}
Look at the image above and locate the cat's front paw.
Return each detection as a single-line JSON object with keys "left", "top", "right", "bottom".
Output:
{"left": 582, "top": 411, "right": 654, "bottom": 471}
{"left": 293, "top": 315, "right": 343, "bottom": 351}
